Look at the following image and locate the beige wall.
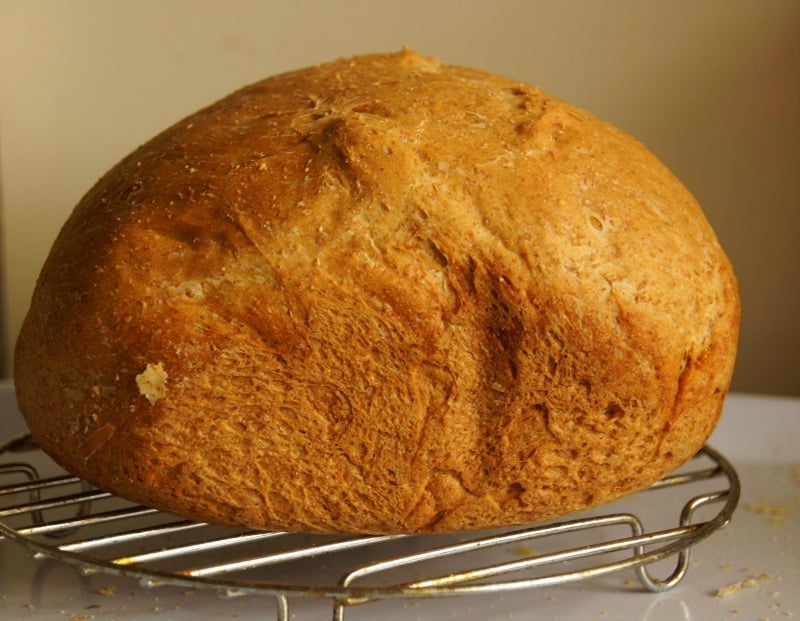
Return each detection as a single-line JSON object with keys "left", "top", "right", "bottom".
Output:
{"left": 1, "top": 0, "right": 798, "bottom": 395}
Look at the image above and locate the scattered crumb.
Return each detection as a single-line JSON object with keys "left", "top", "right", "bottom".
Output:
{"left": 624, "top": 578, "right": 634, "bottom": 586}
{"left": 95, "top": 585, "right": 117, "bottom": 597}
{"left": 510, "top": 545, "right": 539, "bottom": 557}
{"left": 745, "top": 503, "right": 792, "bottom": 528}
{"left": 716, "top": 573, "right": 772, "bottom": 597}
{"left": 746, "top": 503, "right": 792, "bottom": 517}
{"left": 731, "top": 609, "right": 740, "bottom": 615}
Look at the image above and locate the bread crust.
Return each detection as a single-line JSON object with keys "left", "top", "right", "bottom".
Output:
{"left": 14, "top": 49, "right": 739, "bottom": 534}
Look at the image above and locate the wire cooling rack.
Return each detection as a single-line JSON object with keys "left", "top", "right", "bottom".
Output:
{"left": 0, "top": 432, "right": 739, "bottom": 621}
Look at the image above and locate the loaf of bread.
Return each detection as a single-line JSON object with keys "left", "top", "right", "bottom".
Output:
{"left": 14, "top": 49, "right": 739, "bottom": 534}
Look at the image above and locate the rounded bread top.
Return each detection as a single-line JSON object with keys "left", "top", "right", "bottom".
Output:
{"left": 15, "top": 49, "right": 739, "bottom": 533}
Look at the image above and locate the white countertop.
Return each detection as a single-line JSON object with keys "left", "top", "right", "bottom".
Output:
{"left": 1, "top": 382, "right": 797, "bottom": 621}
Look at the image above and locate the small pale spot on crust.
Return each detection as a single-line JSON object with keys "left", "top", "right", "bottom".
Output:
{"left": 136, "top": 362, "right": 168, "bottom": 404}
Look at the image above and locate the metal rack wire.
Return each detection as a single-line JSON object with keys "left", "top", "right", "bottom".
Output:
{"left": 0, "top": 432, "right": 739, "bottom": 621}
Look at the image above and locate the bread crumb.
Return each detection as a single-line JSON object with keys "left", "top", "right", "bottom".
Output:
{"left": 510, "top": 545, "right": 539, "bottom": 557}
{"left": 135, "top": 363, "right": 168, "bottom": 404}
{"left": 95, "top": 585, "right": 117, "bottom": 597}
{"left": 716, "top": 573, "right": 772, "bottom": 597}
{"left": 746, "top": 503, "right": 792, "bottom": 517}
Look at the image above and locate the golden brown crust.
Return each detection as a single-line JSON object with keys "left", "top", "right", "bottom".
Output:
{"left": 14, "top": 49, "right": 740, "bottom": 534}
